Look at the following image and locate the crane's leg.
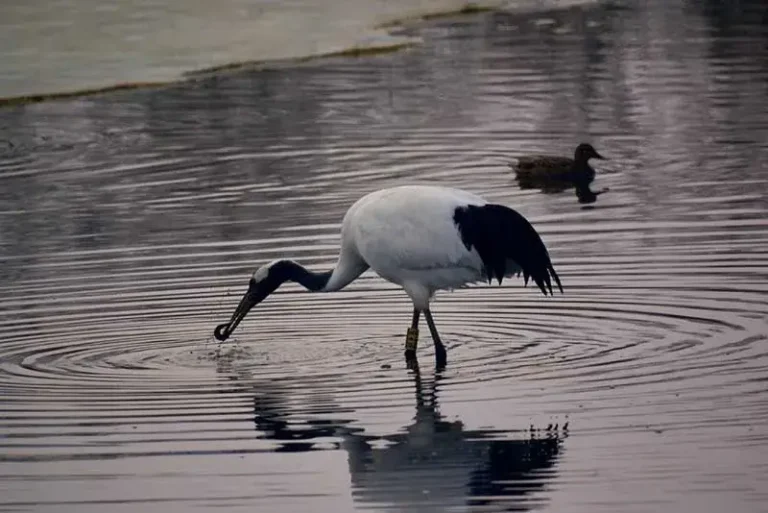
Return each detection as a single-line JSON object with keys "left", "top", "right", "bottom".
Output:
{"left": 405, "top": 309, "right": 420, "bottom": 370}
{"left": 405, "top": 309, "right": 420, "bottom": 358}
{"left": 424, "top": 310, "right": 447, "bottom": 368}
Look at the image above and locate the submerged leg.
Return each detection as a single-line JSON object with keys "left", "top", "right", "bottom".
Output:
{"left": 404, "top": 309, "right": 420, "bottom": 365}
{"left": 424, "top": 310, "right": 447, "bottom": 368}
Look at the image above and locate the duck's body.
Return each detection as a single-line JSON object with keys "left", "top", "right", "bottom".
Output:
{"left": 513, "top": 155, "right": 594, "bottom": 185}
{"left": 214, "top": 185, "right": 561, "bottom": 367}
{"left": 511, "top": 143, "right": 606, "bottom": 199}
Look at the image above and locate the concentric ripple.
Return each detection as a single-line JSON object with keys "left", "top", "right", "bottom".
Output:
{"left": 2, "top": 2, "right": 768, "bottom": 512}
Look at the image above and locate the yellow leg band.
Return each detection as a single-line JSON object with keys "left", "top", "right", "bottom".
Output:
{"left": 405, "top": 327, "right": 419, "bottom": 351}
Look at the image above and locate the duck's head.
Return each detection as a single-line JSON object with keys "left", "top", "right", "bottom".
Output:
{"left": 574, "top": 143, "right": 605, "bottom": 163}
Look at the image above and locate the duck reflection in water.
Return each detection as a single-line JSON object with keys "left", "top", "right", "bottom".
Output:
{"left": 252, "top": 368, "right": 565, "bottom": 512}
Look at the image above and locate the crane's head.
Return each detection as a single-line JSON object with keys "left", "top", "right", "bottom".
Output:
{"left": 213, "top": 262, "right": 281, "bottom": 341}
{"left": 574, "top": 143, "right": 605, "bottom": 162}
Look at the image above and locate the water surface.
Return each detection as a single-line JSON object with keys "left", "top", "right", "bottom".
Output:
{"left": 1, "top": 1, "right": 768, "bottom": 512}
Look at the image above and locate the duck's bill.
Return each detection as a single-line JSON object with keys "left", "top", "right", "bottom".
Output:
{"left": 594, "top": 151, "right": 606, "bottom": 160}
{"left": 214, "top": 280, "right": 263, "bottom": 341}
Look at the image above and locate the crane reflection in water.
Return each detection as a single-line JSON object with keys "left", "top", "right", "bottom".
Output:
{"left": 245, "top": 365, "right": 565, "bottom": 512}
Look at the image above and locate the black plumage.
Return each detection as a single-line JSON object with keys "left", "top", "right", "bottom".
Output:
{"left": 453, "top": 204, "right": 562, "bottom": 295}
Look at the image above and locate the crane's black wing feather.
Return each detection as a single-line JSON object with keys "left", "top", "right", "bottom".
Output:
{"left": 453, "top": 204, "right": 563, "bottom": 296}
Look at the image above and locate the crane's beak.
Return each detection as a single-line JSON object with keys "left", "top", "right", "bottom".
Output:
{"left": 214, "top": 279, "right": 263, "bottom": 341}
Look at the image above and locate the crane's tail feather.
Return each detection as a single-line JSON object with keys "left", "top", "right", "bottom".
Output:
{"left": 453, "top": 204, "right": 563, "bottom": 296}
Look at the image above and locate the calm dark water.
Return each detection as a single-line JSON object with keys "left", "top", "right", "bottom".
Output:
{"left": 1, "top": 1, "right": 768, "bottom": 512}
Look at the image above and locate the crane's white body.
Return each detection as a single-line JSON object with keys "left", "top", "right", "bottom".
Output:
{"left": 326, "top": 185, "right": 519, "bottom": 309}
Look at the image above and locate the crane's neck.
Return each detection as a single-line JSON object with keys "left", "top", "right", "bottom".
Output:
{"left": 214, "top": 255, "right": 368, "bottom": 341}
{"left": 268, "top": 260, "right": 333, "bottom": 292}
{"left": 266, "top": 256, "right": 367, "bottom": 293}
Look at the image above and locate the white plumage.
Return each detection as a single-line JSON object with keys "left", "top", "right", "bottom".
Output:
{"left": 337, "top": 186, "right": 489, "bottom": 308}
{"left": 214, "top": 185, "right": 562, "bottom": 367}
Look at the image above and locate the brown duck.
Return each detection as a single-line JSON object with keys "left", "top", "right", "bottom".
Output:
{"left": 511, "top": 143, "right": 605, "bottom": 187}
{"left": 510, "top": 143, "right": 609, "bottom": 203}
